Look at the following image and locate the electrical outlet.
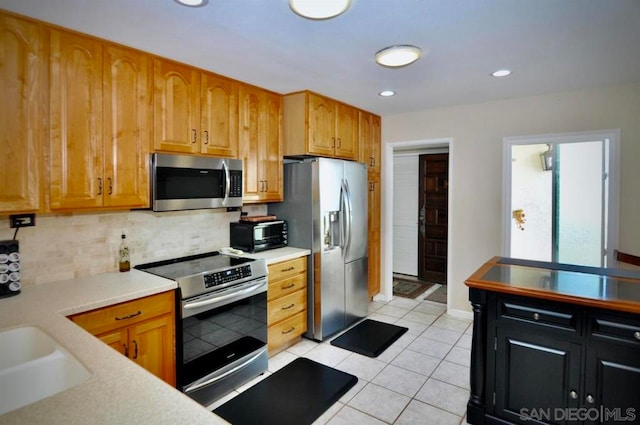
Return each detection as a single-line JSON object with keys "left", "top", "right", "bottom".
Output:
{"left": 9, "top": 213, "right": 36, "bottom": 228}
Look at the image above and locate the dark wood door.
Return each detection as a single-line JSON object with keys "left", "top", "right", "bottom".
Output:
{"left": 495, "top": 326, "right": 582, "bottom": 425}
{"left": 418, "top": 153, "right": 448, "bottom": 283}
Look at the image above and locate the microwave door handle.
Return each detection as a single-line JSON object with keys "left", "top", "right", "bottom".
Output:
{"left": 222, "top": 159, "right": 230, "bottom": 206}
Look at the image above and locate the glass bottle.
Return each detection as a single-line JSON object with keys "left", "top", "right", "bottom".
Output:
{"left": 119, "top": 233, "right": 130, "bottom": 272}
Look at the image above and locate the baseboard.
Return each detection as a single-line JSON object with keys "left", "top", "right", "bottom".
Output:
{"left": 446, "top": 307, "right": 473, "bottom": 321}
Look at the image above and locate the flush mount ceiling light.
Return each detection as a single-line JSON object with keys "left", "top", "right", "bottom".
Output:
{"left": 173, "top": 0, "right": 208, "bottom": 7}
{"left": 375, "top": 45, "right": 422, "bottom": 68}
{"left": 289, "top": 0, "right": 352, "bottom": 20}
{"left": 491, "top": 69, "right": 512, "bottom": 77}
{"left": 379, "top": 90, "right": 395, "bottom": 97}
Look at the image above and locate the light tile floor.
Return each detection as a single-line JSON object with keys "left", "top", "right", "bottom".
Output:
{"left": 209, "top": 294, "right": 472, "bottom": 425}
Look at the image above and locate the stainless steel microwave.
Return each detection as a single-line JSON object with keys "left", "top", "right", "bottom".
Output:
{"left": 151, "top": 153, "right": 243, "bottom": 212}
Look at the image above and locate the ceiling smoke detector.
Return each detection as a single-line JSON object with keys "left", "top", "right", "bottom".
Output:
{"left": 289, "top": 0, "right": 352, "bottom": 20}
{"left": 375, "top": 45, "right": 422, "bottom": 68}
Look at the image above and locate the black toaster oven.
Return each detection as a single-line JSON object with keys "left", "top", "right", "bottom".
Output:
{"left": 230, "top": 220, "right": 288, "bottom": 253}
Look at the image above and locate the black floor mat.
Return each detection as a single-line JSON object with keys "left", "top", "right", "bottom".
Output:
{"left": 213, "top": 357, "right": 357, "bottom": 425}
{"left": 330, "top": 319, "right": 409, "bottom": 357}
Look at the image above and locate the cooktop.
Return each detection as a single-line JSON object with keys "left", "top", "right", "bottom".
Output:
{"left": 135, "top": 251, "right": 255, "bottom": 281}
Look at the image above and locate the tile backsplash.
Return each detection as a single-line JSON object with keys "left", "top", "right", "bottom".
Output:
{"left": 0, "top": 205, "right": 266, "bottom": 286}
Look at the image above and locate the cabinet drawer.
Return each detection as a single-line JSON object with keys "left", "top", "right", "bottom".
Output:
{"left": 268, "top": 289, "right": 306, "bottom": 325}
{"left": 268, "top": 257, "right": 307, "bottom": 283}
{"left": 268, "top": 311, "right": 307, "bottom": 352}
{"left": 70, "top": 291, "right": 175, "bottom": 335}
{"left": 591, "top": 314, "right": 640, "bottom": 345}
{"left": 498, "top": 297, "right": 580, "bottom": 332}
{"left": 268, "top": 273, "right": 306, "bottom": 301}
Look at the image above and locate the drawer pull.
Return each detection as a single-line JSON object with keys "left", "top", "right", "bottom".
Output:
{"left": 281, "top": 283, "right": 295, "bottom": 290}
{"left": 280, "top": 267, "right": 295, "bottom": 272}
{"left": 282, "top": 327, "right": 295, "bottom": 335}
{"left": 282, "top": 303, "right": 295, "bottom": 310}
{"left": 132, "top": 340, "right": 138, "bottom": 359}
{"left": 569, "top": 390, "right": 578, "bottom": 400}
{"left": 115, "top": 310, "right": 142, "bottom": 321}
{"left": 533, "top": 312, "right": 540, "bottom": 321}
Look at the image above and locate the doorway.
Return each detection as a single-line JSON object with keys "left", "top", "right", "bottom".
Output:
{"left": 503, "top": 130, "right": 620, "bottom": 267}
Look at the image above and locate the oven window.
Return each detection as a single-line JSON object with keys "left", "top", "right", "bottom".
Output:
{"left": 181, "top": 292, "right": 267, "bottom": 364}
{"left": 156, "top": 167, "right": 224, "bottom": 200}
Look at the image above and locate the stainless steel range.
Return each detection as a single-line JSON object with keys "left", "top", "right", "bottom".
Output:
{"left": 135, "top": 252, "right": 268, "bottom": 407}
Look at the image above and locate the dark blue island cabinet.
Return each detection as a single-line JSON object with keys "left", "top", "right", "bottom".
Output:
{"left": 465, "top": 257, "right": 640, "bottom": 425}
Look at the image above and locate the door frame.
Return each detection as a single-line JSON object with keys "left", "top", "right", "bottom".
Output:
{"left": 381, "top": 137, "right": 453, "bottom": 304}
{"left": 502, "top": 129, "right": 620, "bottom": 266}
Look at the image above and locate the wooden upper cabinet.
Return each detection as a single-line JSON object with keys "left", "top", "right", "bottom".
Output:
{"left": 153, "top": 59, "right": 200, "bottom": 154}
{"left": 0, "top": 15, "right": 45, "bottom": 213}
{"left": 201, "top": 73, "right": 238, "bottom": 157}
{"left": 154, "top": 59, "right": 238, "bottom": 158}
{"left": 359, "top": 111, "right": 381, "bottom": 174}
{"left": 239, "top": 84, "right": 282, "bottom": 203}
{"left": 50, "top": 30, "right": 104, "bottom": 210}
{"left": 283, "top": 90, "right": 360, "bottom": 160}
{"left": 103, "top": 44, "right": 151, "bottom": 208}
{"left": 50, "top": 30, "right": 151, "bottom": 211}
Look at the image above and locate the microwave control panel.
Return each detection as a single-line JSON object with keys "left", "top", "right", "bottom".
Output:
{"left": 230, "top": 171, "right": 242, "bottom": 197}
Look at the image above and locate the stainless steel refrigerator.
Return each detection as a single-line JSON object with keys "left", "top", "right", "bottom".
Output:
{"left": 269, "top": 157, "right": 369, "bottom": 341}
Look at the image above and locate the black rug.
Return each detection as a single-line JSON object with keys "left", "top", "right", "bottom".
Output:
{"left": 330, "top": 319, "right": 409, "bottom": 357}
{"left": 213, "top": 357, "right": 357, "bottom": 425}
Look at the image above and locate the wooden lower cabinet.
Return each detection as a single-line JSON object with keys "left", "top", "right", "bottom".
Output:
{"left": 69, "top": 291, "right": 176, "bottom": 386}
{"left": 267, "top": 256, "right": 307, "bottom": 354}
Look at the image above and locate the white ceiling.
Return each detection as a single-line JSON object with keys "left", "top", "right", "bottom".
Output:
{"left": 2, "top": 0, "right": 640, "bottom": 116}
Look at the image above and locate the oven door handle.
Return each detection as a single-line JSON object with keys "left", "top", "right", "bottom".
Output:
{"left": 183, "top": 280, "right": 266, "bottom": 311}
{"left": 183, "top": 347, "right": 267, "bottom": 394}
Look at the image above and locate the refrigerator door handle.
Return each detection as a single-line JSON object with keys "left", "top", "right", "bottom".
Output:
{"left": 342, "top": 179, "right": 353, "bottom": 257}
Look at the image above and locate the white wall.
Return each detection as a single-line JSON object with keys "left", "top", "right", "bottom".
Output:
{"left": 382, "top": 82, "right": 640, "bottom": 313}
{"left": 0, "top": 205, "right": 266, "bottom": 286}
{"left": 392, "top": 155, "right": 419, "bottom": 275}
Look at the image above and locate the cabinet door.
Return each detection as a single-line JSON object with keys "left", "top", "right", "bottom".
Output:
{"left": 201, "top": 73, "right": 238, "bottom": 157}
{"left": 307, "top": 92, "right": 336, "bottom": 156}
{"left": 368, "top": 176, "right": 381, "bottom": 297}
{"left": 130, "top": 314, "right": 175, "bottom": 386}
{"left": 97, "top": 328, "right": 129, "bottom": 356}
{"left": 261, "top": 91, "right": 282, "bottom": 202}
{"left": 0, "top": 15, "right": 44, "bottom": 213}
{"left": 335, "top": 102, "right": 359, "bottom": 160}
{"left": 153, "top": 59, "right": 200, "bottom": 153}
{"left": 359, "top": 111, "right": 381, "bottom": 173}
{"left": 585, "top": 344, "right": 640, "bottom": 423}
{"left": 495, "top": 326, "right": 582, "bottom": 424}
{"left": 50, "top": 30, "right": 104, "bottom": 210}
{"left": 238, "top": 84, "right": 262, "bottom": 202}
{"left": 103, "top": 44, "right": 151, "bottom": 208}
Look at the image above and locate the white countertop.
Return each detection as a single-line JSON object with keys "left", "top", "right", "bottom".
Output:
{"left": 0, "top": 247, "right": 310, "bottom": 424}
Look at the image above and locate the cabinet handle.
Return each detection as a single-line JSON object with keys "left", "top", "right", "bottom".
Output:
{"left": 634, "top": 331, "right": 640, "bottom": 340}
{"left": 370, "top": 157, "right": 375, "bottom": 167}
{"left": 282, "top": 327, "right": 295, "bottom": 335}
{"left": 586, "top": 394, "right": 595, "bottom": 404}
{"left": 281, "top": 283, "right": 295, "bottom": 290}
{"left": 260, "top": 180, "right": 265, "bottom": 192}
{"left": 265, "top": 180, "right": 268, "bottom": 192}
{"left": 204, "top": 130, "right": 209, "bottom": 145}
{"left": 115, "top": 310, "right": 142, "bottom": 321}
{"left": 337, "top": 137, "right": 341, "bottom": 148}
{"left": 132, "top": 340, "right": 138, "bottom": 359}
{"left": 97, "top": 177, "right": 103, "bottom": 195}
{"left": 123, "top": 343, "right": 128, "bottom": 357}
{"left": 107, "top": 177, "right": 113, "bottom": 195}
{"left": 332, "top": 137, "right": 336, "bottom": 148}
{"left": 533, "top": 312, "right": 540, "bottom": 321}
{"left": 192, "top": 129, "right": 197, "bottom": 144}
{"left": 281, "top": 267, "right": 295, "bottom": 272}
{"left": 569, "top": 390, "right": 578, "bottom": 400}
{"left": 282, "top": 303, "right": 295, "bottom": 310}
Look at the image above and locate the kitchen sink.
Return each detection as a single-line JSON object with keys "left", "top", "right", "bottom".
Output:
{"left": 0, "top": 325, "right": 91, "bottom": 414}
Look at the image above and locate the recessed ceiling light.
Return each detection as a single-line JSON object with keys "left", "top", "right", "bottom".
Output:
{"left": 289, "top": 0, "right": 352, "bottom": 20}
{"left": 375, "top": 45, "right": 422, "bottom": 68}
{"left": 173, "top": 0, "right": 208, "bottom": 6}
{"left": 379, "top": 90, "right": 395, "bottom": 97}
{"left": 491, "top": 69, "right": 512, "bottom": 77}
